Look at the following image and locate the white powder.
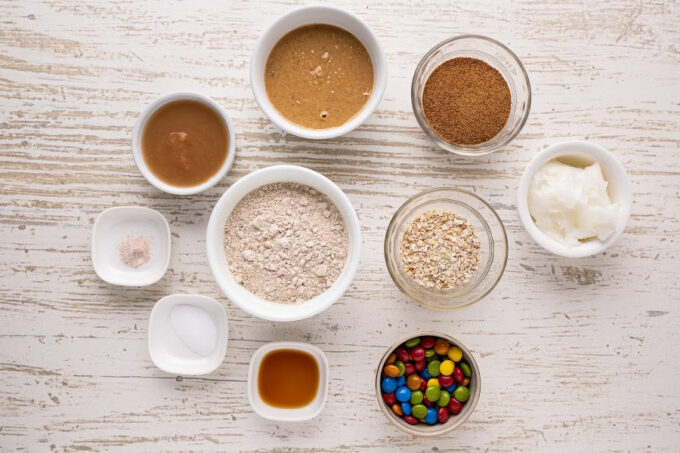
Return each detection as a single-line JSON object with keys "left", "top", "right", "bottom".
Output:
{"left": 170, "top": 304, "right": 217, "bottom": 357}
{"left": 223, "top": 183, "right": 348, "bottom": 304}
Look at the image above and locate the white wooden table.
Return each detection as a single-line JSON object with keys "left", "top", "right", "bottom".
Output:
{"left": 2, "top": 1, "right": 679, "bottom": 451}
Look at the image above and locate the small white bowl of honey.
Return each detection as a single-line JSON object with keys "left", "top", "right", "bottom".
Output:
{"left": 132, "top": 91, "right": 236, "bottom": 195}
{"left": 248, "top": 342, "right": 329, "bottom": 421}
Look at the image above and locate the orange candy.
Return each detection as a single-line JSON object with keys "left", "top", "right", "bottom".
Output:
{"left": 462, "top": 377, "right": 470, "bottom": 386}
{"left": 384, "top": 364, "right": 400, "bottom": 378}
{"left": 407, "top": 374, "right": 421, "bottom": 390}
{"left": 391, "top": 404, "right": 403, "bottom": 416}
{"left": 386, "top": 353, "right": 396, "bottom": 365}
{"left": 434, "top": 338, "right": 450, "bottom": 355}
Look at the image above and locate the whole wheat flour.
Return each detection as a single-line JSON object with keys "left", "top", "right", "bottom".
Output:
{"left": 224, "top": 183, "right": 348, "bottom": 304}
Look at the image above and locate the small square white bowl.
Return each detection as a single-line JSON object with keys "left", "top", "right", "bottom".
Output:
{"left": 92, "top": 206, "right": 171, "bottom": 286}
{"left": 148, "top": 294, "right": 228, "bottom": 375}
{"left": 248, "top": 342, "right": 329, "bottom": 421}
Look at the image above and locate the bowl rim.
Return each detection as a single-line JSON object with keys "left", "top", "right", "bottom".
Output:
{"left": 249, "top": 4, "right": 387, "bottom": 140}
{"left": 375, "top": 331, "right": 481, "bottom": 437}
{"left": 131, "top": 91, "right": 236, "bottom": 195}
{"left": 247, "top": 341, "right": 329, "bottom": 421}
{"left": 91, "top": 206, "right": 171, "bottom": 286}
{"left": 517, "top": 140, "right": 632, "bottom": 258}
{"left": 206, "top": 164, "right": 361, "bottom": 322}
{"left": 411, "top": 34, "right": 532, "bottom": 156}
{"left": 384, "top": 187, "right": 508, "bottom": 309}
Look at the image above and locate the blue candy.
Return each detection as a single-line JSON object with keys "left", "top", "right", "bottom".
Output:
{"left": 420, "top": 368, "right": 431, "bottom": 380}
{"left": 401, "top": 402, "right": 411, "bottom": 416}
{"left": 395, "top": 375, "right": 406, "bottom": 387}
{"left": 381, "top": 377, "right": 397, "bottom": 393}
{"left": 425, "top": 407, "right": 438, "bottom": 424}
{"left": 395, "top": 386, "right": 411, "bottom": 403}
{"left": 445, "top": 383, "right": 456, "bottom": 393}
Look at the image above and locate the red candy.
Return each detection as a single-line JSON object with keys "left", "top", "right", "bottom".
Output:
{"left": 420, "top": 377, "right": 427, "bottom": 392}
{"left": 437, "top": 407, "right": 450, "bottom": 423}
{"left": 396, "top": 347, "right": 410, "bottom": 363}
{"left": 420, "top": 336, "right": 435, "bottom": 349}
{"left": 414, "top": 359, "right": 426, "bottom": 372}
{"left": 383, "top": 392, "right": 396, "bottom": 405}
{"left": 410, "top": 346, "right": 425, "bottom": 362}
{"left": 448, "top": 399, "right": 462, "bottom": 415}
{"left": 439, "top": 375, "right": 454, "bottom": 388}
{"left": 404, "top": 415, "right": 419, "bottom": 425}
{"left": 423, "top": 398, "right": 433, "bottom": 408}
{"left": 404, "top": 362, "right": 415, "bottom": 376}
{"left": 453, "top": 367, "right": 463, "bottom": 384}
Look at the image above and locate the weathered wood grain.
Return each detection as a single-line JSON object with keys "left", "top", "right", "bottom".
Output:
{"left": 1, "top": 0, "right": 679, "bottom": 451}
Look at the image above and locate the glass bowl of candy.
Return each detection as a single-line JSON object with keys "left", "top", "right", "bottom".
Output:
{"left": 375, "top": 332, "right": 480, "bottom": 437}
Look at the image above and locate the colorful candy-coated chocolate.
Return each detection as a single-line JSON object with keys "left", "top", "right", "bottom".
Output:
{"left": 447, "top": 346, "right": 463, "bottom": 362}
{"left": 381, "top": 377, "right": 397, "bottom": 393}
{"left": 407, "top": 374, "right": 421, "bottom": 390}
{"left": 425, "top": 348, "right": 436, "bottom": 360}
{"left": 392, "top": 403, "right": 403, "bottom": 416}
{"left": 427, "top": 360, "right": 441, "bottom": 377}
{"left": 420, "top": 336, "right": 435, "bottom": 349}
{"left": 453, "top": 366, "right": 463, "bottom": 384}
{"left": 420, "top": 368, "right": 431, "bottom": 380}
{"left": 410, "top": 390, "right": 423, "bottom": 405}
{"left": 404, "top": 362, "right": 415, "bottom": 376}
{"left": 439, "top": 360, "right": 454, "bottom": 376}
{"left": 395, "top": 375, "right": 405, "bottom": 387}
{"left": 439, "top": 375, "right": 454, "bottom": 388}
{"left": 425, "top": 407, "right": 438, "bottom": 424}
{"left": 444, "top": 383, "right": 456, "bottom": 393}
{"left": 419, "top": 377, "right": 427, "bottom": 392}
{"left": 396, "top": 386, "right": 411, "bottom": 403}
{"left": 448, "top": 398, "right": 462, "bottom": 415}
{"left": 434, "top": 338, "right": 449, "bottom": 355}
{"left": 460, "top": 362, "right": 471, "bottom": 377}
{"left": 404, "top": 415, "right": 419, "bottom": 425}
{"left": 425, "top": 385, "right": 441, "bottom": 402}
{"left": 383, "top": 392, "right": 396, "bottom": 405}
{"left": 453, "top": 385, "right": 470, "bottom": 402}
{"left": 427, "top": 378, "right": 440, "bottom": 388}
{"left": 423, "top": 397, "right": 433, "bottom": 408}
{"left": 401, "top": 402, "right": 411, "bottom": 416}
{"left": 386, "top": 353, "right": 396, "bottom": 365}
{"left": 396, "top": 347, "right": 409, "bottom": 363}
{"left": 437, "top": 390, "right": 450, "bottom": 407}
{"left": 462, "top": 377, "right": 470, "bottom": 386}
{"left": 437, "top": 407, "right": 450, "bottom": 423}
{"left": 410, "top": 345, "right": 425, "bottom": 362}
{"left": 394, "top": 360, "right": 406, "bottom": 376}
{"left": 405, "top": 337, "right": 420, "bottom": 347}
{"left": 411, "top": 404, "right": 427, "bottom": 419}
{"left": 414, "top": 359, "right": 426, "bottom": 372}
{"left": 384, "top": 364, "right": 400, "bottom": 378}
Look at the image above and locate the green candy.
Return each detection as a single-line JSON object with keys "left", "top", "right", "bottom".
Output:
{"left": 405, "top": 337, "right": 420, "bottom": 348}
{"left": 454, "top": 385, "right": 470, "bottom": 403}
{"left": 427, "top": 360, "right": 441, "bottom": 377}
{"left": 460, "top": 362, "right": 471, "bottom": 378}
{"left": 425, "top": 385, "right": 441, "bottom": 402}
{"left": 425, "top": 349, "right": 436, "bottom": 360}
{"left": 410, "top": 390, "right": 423, "bottom": 405}
{"left": 394, "top": 360, "right": 405, "bottom": 376}
{"left": 437, "top": 390, "right": 450, "bottom": 407}
{"left": 411, "top": 404, "right": 427, "bottom": 419}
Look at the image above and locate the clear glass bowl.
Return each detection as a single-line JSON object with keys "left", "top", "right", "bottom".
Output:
{"left": 411, "top": 35, "right": 531, "bottom": 156}
{"left": 384, "top": 188, "right": 508, "bottom": 309}
{"left": 375, "top": 331, "right": 481, "bottom": 437}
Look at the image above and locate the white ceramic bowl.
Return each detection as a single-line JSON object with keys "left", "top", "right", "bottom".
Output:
{"left": 248, "top": 342, "right": 329, "bottom": 421}
{"left": 206, "top": 165, "right": 361, "bottom": 322}
{"left": 131, "top": 91, "right": 236, "bottom": 195}
{"left": 92, "top": 206, "right": 171, "bottom": 286}
{"left": 250, "top": 5, "right": 387, "bottom": 139}
{"left": 518, "top": 141, "right": 632, "bottom": 257}
{"left": 148, "top": 294, "right": 228, "bottom": 375}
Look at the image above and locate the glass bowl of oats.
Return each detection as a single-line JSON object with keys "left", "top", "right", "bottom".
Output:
{"left": 384, "top": 188, "right": 507, "bottom": 309}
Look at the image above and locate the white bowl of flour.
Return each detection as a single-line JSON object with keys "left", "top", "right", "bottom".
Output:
{"left": 207, "top": 165, "right": 361, "bottom": 322}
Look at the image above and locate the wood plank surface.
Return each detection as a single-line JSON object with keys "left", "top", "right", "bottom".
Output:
{"left": 1, "top": 0, "right": 679, "bottom": 451}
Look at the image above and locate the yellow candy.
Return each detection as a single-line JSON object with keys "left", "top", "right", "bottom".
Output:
{"left": 439, "top": 360, "right": 454, "bottom": 376}
{"left": 427, "top": 378, "right": 440, "bottom": 388}
{"left": 447, "top": 347, "right": 463, "bottom": 362}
